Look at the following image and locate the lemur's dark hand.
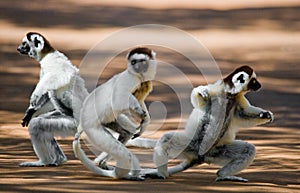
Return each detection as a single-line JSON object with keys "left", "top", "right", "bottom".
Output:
{"left": 259, "top": 111, "right": 274, "bottom": 122}
{"left": 134, "top": 107, "right": 146, "bottom": 119}
{"left": 21, "top": 108, "right": 36, "bottom": 127}
{"left": 131, "top": 119, "right": 145, "bottom": 139}
{"left": 197, "top": 155, "right": 205, "bottom": 164}
{"left": 131, "top": 133, "right": 140, "bottom": 140}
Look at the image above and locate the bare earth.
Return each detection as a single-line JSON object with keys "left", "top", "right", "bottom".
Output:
{"left": 0, "top": 1, "right": 299, "bottom": 193}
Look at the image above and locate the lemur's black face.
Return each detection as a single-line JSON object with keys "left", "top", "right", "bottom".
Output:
{"left": 17, "top": 34, "right": 40, "bottom": 58}
{"left": 17, "top": 41, "right": 31, "bottom": 55}
{"left": 248, "top": 77, "right": 261, "bottom": 91}
{"left": 129, "top": 54, "right": 150, "bottom": 74}
{"left": 127, "top": 47, "right": 157, "bottom": 81}
{"left": 17, "top": 32, "right": 53, "bottom": 61}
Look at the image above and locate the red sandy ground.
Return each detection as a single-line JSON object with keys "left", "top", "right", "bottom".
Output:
{"left": 0, "top": 1, "right": 299, "bottom": 192}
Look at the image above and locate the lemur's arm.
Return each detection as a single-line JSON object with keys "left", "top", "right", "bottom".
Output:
{"left": 196, "top": 84, "right": 227, "bottom": 156}
{"left": 191, "top": 81, "right": 224, "bottom": 109}
{"left": 189, "top": 82, "right": 227, "bottom": 156}
{"left": 190, "top": 85, "right": 210, "bottom": 110}
{"left": 131, "top": 101, "right": 149, "bottom": 139}
{"left": 22, "top": 92, "right": 50, "bottom": 127}
{"left": 22, "top": 90, "right": 68, "bottom": 127}
{"left": 116, "top": 94, "right": 145, "bottom": 134}
{"left": 30, "top": 72, "right": 73, "bottom": 106}
{"left": 24, "top": 70, "right": 74, "bottom": 127}
{"left": 235, "top": 95, "right": 274, "bottom": 128}
{"left": 131, "top": 81, "right": 152, "bottom": 139}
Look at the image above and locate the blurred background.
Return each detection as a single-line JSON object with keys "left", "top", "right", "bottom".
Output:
{"left": 0, "top": 0, "right": 299, "bottom": 127}
{"left": 0, "top": 1, "right": 299, "bottom": 192}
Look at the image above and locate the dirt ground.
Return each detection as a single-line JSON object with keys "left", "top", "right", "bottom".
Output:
{"left": 0, "top": 1, "right": 300, "bottom": 193}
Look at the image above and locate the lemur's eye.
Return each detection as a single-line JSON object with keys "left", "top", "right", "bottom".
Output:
{"left": 142, "top": 60, "right": 146, "bottom": 65}
{"left": 131, "top": 60, "right": 136, "bottom": 65}
{"left": 252, "top": 79, "right": 256, "bottom": 84}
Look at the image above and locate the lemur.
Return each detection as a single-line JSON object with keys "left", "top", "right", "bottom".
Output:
{"left": 17, "top": 32, "right": 89, "bottom": 167}
{"left": 142, "top": 65, "right": 273, "bottom": 182}
{"left": 73, "top": 47, "right": 157, "bottom": 180}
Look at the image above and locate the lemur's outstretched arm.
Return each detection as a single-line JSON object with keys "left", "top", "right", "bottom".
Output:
{"left": 235, "top": 95, "right": 273, "bottom": 128}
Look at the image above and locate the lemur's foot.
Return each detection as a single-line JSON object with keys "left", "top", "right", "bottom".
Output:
{"left": 216, "top": 176, "right": 248, "bottom": 182}
{"left": 74, "top": 132, "right": 82, "bottom": 140}
{"left": 123, "top": 175, "right": 145, "bottom": 181}
{"left": 19, "top": 160, "right": 45, "bottom": 167}
{"left": 20, "top": 157, "right": 66, "bottom": 167}
{"left": 98, "top": 160, "right": 114, "bottom": 170}
{"left": 143, "top": 172, "right": 167, "bottom": 179}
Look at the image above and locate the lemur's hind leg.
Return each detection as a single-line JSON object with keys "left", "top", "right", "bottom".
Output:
{"left": 96, "top": 122, "right": 134, "bottom": 170}
{"left": 85, "top": 126, "right": 142, "bottom": 180}
{"left": 205, "top": 140, "right": 256, "bottom": 182}
{"left": 20, "top": 112, "right": 77, "bottom": 167}
{"left": 146, "top": 132, "right": 194, "bottom": 179}
{"left": 168, "top": 159, "right": 198, "bottom": 176}
{"left": 151, "top": 132, "right": 180, "bottom": 179}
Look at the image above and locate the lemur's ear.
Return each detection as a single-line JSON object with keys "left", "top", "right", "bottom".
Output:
{"left": 151, "top": 50, "right": 156, "bottom": 59}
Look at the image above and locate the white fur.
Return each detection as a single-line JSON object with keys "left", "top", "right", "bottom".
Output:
{"left": 142, "top": 59, "right": 157, "bottom": 81}
{"left": 30, "top": 34, "right": 44, "bottom": 51}
{"left": 19, "top": 33, "right": 88, "bottom": 167}
{"left": 73, "top": 49, "right": 156, "bottom": 180}
{"left": 31, "top": 51, "right": 78, "bottom": 104}
{"left": 130, "top": 53, "right": 147, "bottom": 60}
{"left": 144, "top": 67, "right": 273, "bottom": 182}
{"left": 225, "top": 71, "right": 252, "bottom": 94}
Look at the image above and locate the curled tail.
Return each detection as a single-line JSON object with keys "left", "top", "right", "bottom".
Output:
{"left": 72, "top": 131, "right": 116, "bottom": 178}
{"left": 126, "top": 137, "right": 157, "bottom": 148}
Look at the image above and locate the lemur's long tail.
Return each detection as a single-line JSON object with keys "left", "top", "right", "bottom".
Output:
{"left": 72, "top": 130, "right": 116, "bottom": 178}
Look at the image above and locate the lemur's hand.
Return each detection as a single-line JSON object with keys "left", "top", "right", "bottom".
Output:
{"left": 259, "top": 111, "right": 274, "bottom": 122}
{"left": 131, "top": 133, "right": 140, "bottom": 140}
{"left": 21, "top": 108, "right": 36, "bottom": 127}
{"left": 132, "top": 119, "right": 146, "bottom": 139}
{"left": 197, "top": 154, "right": 205, "bottom": 164}
{"left": 195, "top": 86, "right": 209, "bottom": 99}
{"left": 133, "top": 107, "right": 146, "bottom": 119}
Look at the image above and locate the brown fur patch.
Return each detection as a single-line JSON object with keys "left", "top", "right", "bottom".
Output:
{"left": 127, "top": 47, "right": 153, "bottom": 59}
{"left": 133, "top": 81, "right": 152, "bottom": 101}
{"left": 26, "top": 32, "right": 55, "bottom": 59}
{"left": 223, "top": 65, "right": 254, "bottom": 88}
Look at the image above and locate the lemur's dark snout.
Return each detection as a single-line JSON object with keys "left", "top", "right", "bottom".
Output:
{"left": 132, "top": 60, "right": 149, "bottom": 73}
{"left": 17, "top": 47, "right": 23, "bottom": 53}
{"left": 17, "top": 44, "right": 30, "bottom": 55}
{"left": 248, "top": 78, "right": 261, "bottom": 91}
